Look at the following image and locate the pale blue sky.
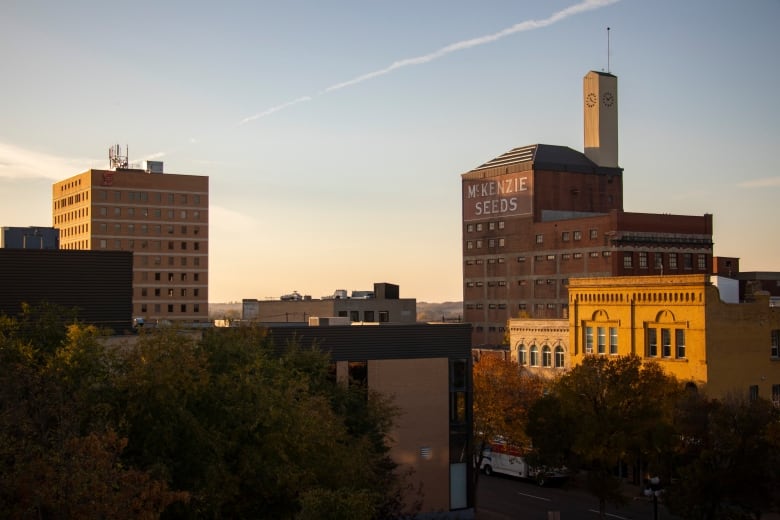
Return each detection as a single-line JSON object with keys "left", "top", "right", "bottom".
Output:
{"left": 1, "top": 0, "right": 778, "bottom": 302}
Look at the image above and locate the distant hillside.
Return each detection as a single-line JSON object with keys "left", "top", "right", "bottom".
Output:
{"left": 416, "top": 301, "right": 463, "bottom": 322}
{"left": 209, "top": 301, "right": 463, "bottom": 322}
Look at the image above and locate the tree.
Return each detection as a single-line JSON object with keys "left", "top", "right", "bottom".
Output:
{"left": 0, "top": 314, "right": 187, "bottom": 518}
{"left": 472, "top": 353, "right": 545, "bottom": 490}
{"left": 526, "top": 355, "right": 683, "bottom": 519}
{"left": 665, "top": 392, "right": 780, "bottom": 519}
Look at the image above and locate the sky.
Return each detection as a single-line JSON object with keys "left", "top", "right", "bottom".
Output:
{"left": 1, "top": 0, "right": 779, "bottom": 303}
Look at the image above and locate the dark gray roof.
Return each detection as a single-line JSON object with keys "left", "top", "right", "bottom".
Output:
{"left": 467, "top": 144, "right": 622, "bottom": 176}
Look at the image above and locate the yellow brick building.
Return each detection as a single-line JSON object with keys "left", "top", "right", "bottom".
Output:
{"left": 566, "top": 274, "right": 780, "bottom": 400}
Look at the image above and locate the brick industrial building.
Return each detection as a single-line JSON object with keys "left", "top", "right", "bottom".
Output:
{"left": 52, "top": 147, "right": 209, "bottom": 324}
{"left": 462, "top": 71, "right": 713, "bottom": 346}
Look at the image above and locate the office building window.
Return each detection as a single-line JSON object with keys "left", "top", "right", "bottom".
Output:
{"left": 180, "top": 304, "right": 187, "bottom": 313}
{"left": 623, "top": 253, "right": 633, "bottom": 269}
{"left": 466, "top": 224, "right": 474, "bottom": 232}
{"left": 573, "top": 231, "right": 582, "bottom": 241}
{"left": 589, "top": 229, "right": 598, "bottom": 239}
{"left": 168, "top": 304, "right": 174, "bottom": 313}
{"left": 535, "top": 234, "right": 543, "bottom": 244}
{"left": 364, "top": 310, "right": 375, "bottom": 322}
{"left": 683, "top": 253, "right": 693, "bottom": 270}
{"left": 530, "top": 345, "right": 539, "bottom": 367}
{"left": 610, "top": 327, "right": 618, "bottom": 354}
{"left": 99, "top": 239, "right": 107, "bottom": 249}
{"left": 518, "top": 344, "right": 527, "bottom": 365}
{"left": 562, "top": 231, "right": 570, "bottom": 241}
{"left": 488, "top": 222, "right": 496, "bottom": 231}
{"left": 639, "top": 252, "right": 648, "bottom": 269}
{"left": 698, "top": 254, "right": 707, "bottom": 270}
{"left": 498, "top": 221, "right": 505, "bottom": 229}
{"left": 669, "top": 253, "right": 678, "bottom": 269}
{"left": 378, "top": 311, "right": 389, "bottom": 323}
{"left": 772, "top": 330, "right": 780, "bottom": 358}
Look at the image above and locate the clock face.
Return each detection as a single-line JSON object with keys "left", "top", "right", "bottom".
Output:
{"left": 602, "top": 92, "right": 615, "bottom": 107}
{"left": 586, "top": 93, "right": 598, "bottom": 108}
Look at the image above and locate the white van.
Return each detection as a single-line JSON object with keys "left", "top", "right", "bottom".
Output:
{"left": 480, "top": 441, "right": 566, "bottom": 486}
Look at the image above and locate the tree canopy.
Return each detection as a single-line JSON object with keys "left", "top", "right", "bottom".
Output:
{"left": 0, "top": 305, "right": 407, "bottom": 519}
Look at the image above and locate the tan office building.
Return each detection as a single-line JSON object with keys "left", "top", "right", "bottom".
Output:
{"left": 52, "top": 155, "right": 208, "bottom": 324}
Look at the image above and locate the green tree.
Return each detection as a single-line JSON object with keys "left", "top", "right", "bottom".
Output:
{"left": 0, "top": 314, "right": 187, "bottom": 518}
{"left": 665, "top": 392, "right": 780, "bottom": 519}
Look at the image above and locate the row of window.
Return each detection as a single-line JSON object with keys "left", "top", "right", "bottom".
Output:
{"left": 537, "top": 229, "right": 599, "bottom": 244}
{"left": 55, "top": 207, "right": 89, "bottom": 224}
{"left": 54, "top": 206, "right": 204, "bottom": 225}
{"left": 624, "top": 252, "right": 707, "bottom": 270}
{"left": 583, "top": 325, "right": 687, "bottom": 359}
{"left": 96, "top": 206, "right": 203, "bottom": 220}
{"left": 518, "top": 344, "right": 566, "bottom": 368}
{"left": 466, "top": 238, "right": 506, "bottom": 249}
{"left": 139, "top": 287, "right": 201, "bottom": 298}
{"left": 96, "top": 238, "right": 202, "bottom": 251}
{"left": 140, "top": 271, "right": 202, "bottom": 282}
{"left": 465, "top": 221, "right": 505, "bottom": 233}
{"left": 467, "top": 302, "right": 568, "bottom": 314}
{"left": 97, "top": 190, "right": 202, "bottom": 206}
{"left": 108, "top": 252, "right": 204, "bottom": 267}
{"left": 54, "top": 188, "right": 89, "bottom": 208}
{"left": 466, "top": 278, "right": 569, "bottom": 288}
{"left": 139, "top": 303, "right": 201, "bottom": 314}
{"left": 337, "top": 310, "right": 390, "bottom": 322}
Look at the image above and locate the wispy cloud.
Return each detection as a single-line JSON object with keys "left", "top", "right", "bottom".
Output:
{"left": 239, "top": 0, "right": 620, "bottom": 123}
{"left": 737, "top": 177, "right": 780, "bottom": 188}
{"left": 0, "top": 142, "right": 99, "bottom": 180}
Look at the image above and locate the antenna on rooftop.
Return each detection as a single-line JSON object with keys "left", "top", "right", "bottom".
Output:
{"left": 606, "top": 27, "right": 611, "bottom": 73}
{"left": 108, "top": 144, "right": 129, "bottom": 170}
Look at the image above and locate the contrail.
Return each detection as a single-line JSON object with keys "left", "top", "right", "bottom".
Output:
{"left": 239, "top": 96, "right": 313, "bottom": 125}
{"left": 324, "top": 0, "right": 620, "bottom": 93}
{"left": 240, "top": 0, "right": 619, "bottom": 123}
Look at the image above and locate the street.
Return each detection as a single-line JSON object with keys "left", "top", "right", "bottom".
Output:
{"left": 475, "top": 473, "right": 675, "bottom": 520}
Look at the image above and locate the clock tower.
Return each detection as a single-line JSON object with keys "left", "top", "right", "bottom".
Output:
{"left": 583, "top": 70, "right": 618, "bottom": 167}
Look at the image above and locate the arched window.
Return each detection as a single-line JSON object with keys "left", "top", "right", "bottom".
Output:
{"left": 554, "top": 346, "right": 565, "bottom": 368}
{"left": 518, "top": 344, "right": 527, "bottom": 365}
{"left": 530, "top": 345, "right": 539, "bottom": 367}
{"left": 542, "top": 346, "right": 552, "bottom": 367}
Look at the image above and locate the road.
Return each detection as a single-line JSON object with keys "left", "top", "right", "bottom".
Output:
{"left": 476, "top": 473, "right": 675, "bottom": 520}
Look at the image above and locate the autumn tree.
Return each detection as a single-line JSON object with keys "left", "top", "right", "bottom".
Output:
{"left": 472, "top": 353, "right": 545, "bottom": 479}
{"left": 526, "top": 355, "right": 683, "bottom": 519}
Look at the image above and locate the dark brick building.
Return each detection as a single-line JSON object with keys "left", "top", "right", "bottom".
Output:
{"left": 0, "top": 249, "right": 133, "bottom": 333}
